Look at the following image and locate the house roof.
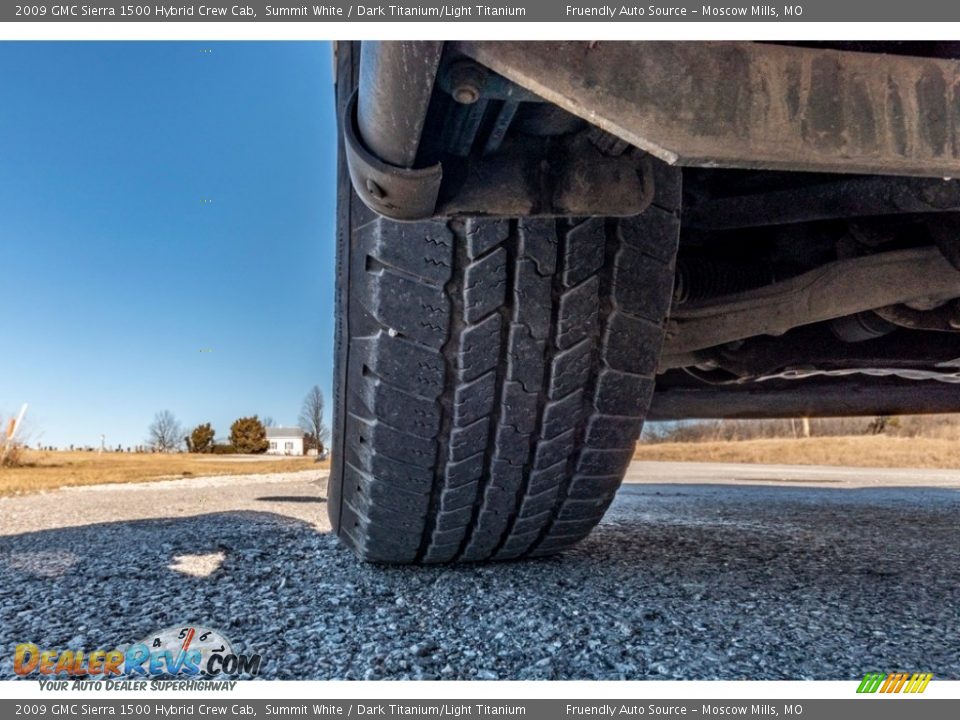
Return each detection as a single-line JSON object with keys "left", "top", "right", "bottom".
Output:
{"left": 266, "top": 427, "right": 304, "bottom": 439}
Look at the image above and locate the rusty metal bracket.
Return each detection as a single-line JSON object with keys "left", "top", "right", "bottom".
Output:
{"left": 874, "top": 302, "right": 960, "bottom": 332}
{"left": 455, "top": 41, "right": 960, "bottom": 178}
{"left": 437, "top": 59, "right": 544, "bottom": 105}
{"left": 345, "top": 88, "right": 654, "bottom": 221}
{"left": 437, "top": 133, "right": 654, "bottom": 218}
{"left": 664, "top": 246, "right": 960, "bottom": 354}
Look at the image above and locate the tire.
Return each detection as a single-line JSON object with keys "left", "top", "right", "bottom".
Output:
{"left": 328, "top": 43, "right": 682, "bottom": 563}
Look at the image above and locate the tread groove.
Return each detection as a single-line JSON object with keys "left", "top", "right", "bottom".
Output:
{"left": 524, "top": 218, "right": 611, "bottom": 557}
{"left": 416, "top": 220, "right": 465, "bottom": 563}
{"left": 451, "top": 221, "right": 517, "bottom": 562}
{"left": 493, "top": 219, "right": 579, "bottom": 559}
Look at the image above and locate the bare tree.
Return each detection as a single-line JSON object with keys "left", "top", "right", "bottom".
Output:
{"left": 260, "top": 416, "right": 275, "bottom": 429}
{"left": 148, "top": 410, "right": 184, "bottom": 452}
{"left": 299, "top": 386, "right": 330, "bottom": 453}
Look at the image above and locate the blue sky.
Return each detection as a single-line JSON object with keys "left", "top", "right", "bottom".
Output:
{"left": 0, "top": 42, "right": 337, "bottom": 448}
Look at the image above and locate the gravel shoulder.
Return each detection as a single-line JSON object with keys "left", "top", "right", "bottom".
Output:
{"left": 1, "top": 463, "right": 958, "bottom": 680}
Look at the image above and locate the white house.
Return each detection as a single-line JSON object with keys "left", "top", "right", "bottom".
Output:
{"left": 266, "top": 427, "right": 304, "bottom": 456}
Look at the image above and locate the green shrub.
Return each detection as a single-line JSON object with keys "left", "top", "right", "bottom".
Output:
{"left": 189, "top": 423, "right": 216, "bottom": 453}
{"left": 230, "top": 416, "right": 269, "bottom": 454}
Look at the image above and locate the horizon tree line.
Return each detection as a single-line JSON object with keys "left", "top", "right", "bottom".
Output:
{"left": 146, "top": 385, "right": 330, "bottom": 455}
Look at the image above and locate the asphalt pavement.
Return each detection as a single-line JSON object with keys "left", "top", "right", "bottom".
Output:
{"left": 1, "top": 462, "right": 958, "bottom": 680}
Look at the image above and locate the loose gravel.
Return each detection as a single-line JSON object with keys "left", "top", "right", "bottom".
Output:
{"left": 0, "top": 466, "right": 958, "bottom": 680}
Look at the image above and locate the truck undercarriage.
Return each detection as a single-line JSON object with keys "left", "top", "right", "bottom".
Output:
{"left": 331, "top": 41, "right": 960, "bottom": 562}
{"left": 343, "top": 40, "right": 960, "bottom": 420}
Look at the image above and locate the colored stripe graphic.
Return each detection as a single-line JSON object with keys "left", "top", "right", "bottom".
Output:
{"left": 857, "top": 672, "right": 932, "bottom": 694}
{"left": 906, "top": 673, "right": 933, "bottom": 693}
{"left": 892, "top": 673, "right": 909, "bottom": 693}
{"left": 857, "top": 673, "right": 886, "bottom": 693}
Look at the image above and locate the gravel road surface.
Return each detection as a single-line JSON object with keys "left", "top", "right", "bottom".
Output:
{"left": 1, "top": 462, "right": 958, "bottom": 680}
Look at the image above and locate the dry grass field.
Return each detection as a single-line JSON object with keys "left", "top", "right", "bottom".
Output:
{"left": 0, "top": 450, "right": 329, "bottom": 496}
{"left": 633, "top": 435, "right": 960, "bottom": 469}
{"left": 4, "top": 433, "right": 957, "bottom": 498}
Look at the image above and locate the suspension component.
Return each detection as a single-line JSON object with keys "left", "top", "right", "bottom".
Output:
{"left": 674, "top": 257, "right": 775, "bottom": 305}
